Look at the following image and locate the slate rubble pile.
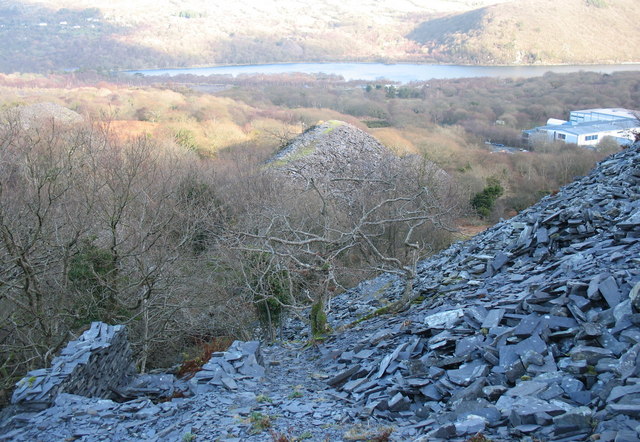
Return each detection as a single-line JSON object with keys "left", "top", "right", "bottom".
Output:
{"left": 10, "top": 322, "right": 135, "bottom": 411}
{"left": 266, "top": 120, "right": 387, "bottom": 169}
{"left": 0, "top": 338, "right": 364, "bottom": 441}
{"left": 191, "top": 340, "right": 265, "bottom": 393}
{"left": 0, "top": 144, "right": 639, "bottom": 441}
{"left": 309, "top": 143, "right": 640, "bottom": 440}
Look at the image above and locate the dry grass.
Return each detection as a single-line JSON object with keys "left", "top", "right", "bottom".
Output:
{"left": 108, "top": 120, "right": 159, "bottom": 139}
{"left": 370, "top": 128, "right": 418, "bottom": 155}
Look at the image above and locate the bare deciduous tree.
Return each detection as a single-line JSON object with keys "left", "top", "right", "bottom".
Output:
{"left": 0, "top": 114, "right": 231, "bottom": 388}
{"left": 219, "top": 150, "right": 464, "bottom": 339}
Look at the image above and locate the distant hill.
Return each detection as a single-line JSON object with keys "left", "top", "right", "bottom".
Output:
{"left": 408, "top": 0, "right": 640, "bottom": 64}
{"left": 0, "top": 0, "right": 638, "bottom": 72}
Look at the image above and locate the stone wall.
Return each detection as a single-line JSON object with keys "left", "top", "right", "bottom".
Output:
{"left": 11, "top": 322, "right": 136, "bottom": 410}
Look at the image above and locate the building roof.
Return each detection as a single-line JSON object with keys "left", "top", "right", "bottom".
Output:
{"left": 535, "top": 118, "right": 639, "bottom": 136}
{"left": 572, "top": 108, "right": 638, "bottom": 119}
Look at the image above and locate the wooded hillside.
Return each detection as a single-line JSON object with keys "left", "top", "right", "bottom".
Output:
{"left": 1, "top": 0, "right": 638, "bottom": 72}
{"left": 409, "top": 0, "right": 640, "bottom": 64}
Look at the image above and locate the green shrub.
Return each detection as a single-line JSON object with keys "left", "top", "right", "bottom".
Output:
{"left": 68, "top": 240, "right": 121, "bottom": 326}
{"left": 248, "top": 411, "right": 272, "bottom": 434}
{"left": 364, "top": 120, "right": 392, "bottom": 128}
{"left": 471, "top": 177, "right": 504, "bottom": 218}
{"left": 310, "top": 298, "right": 329, "bottom": 338}
{"left": 68, "top": 241, "right": 114, "bottom": 295}
{"left": 174, "top": 129, "right": 198, "bottom": 151}
{"left": 248, "top": 253, "right": 293, "bottom": 339}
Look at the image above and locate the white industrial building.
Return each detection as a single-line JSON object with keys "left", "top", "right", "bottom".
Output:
{"left": 522, "top": 108, "right": 639, "bottom": 147}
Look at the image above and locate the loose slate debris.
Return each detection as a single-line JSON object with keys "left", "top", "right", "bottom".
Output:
{"left": 191, "top": 340, "right": 265, "bottom": 392}
{"left": 2, "top": 144, "right": 640, "bottom": 440}
{"left": 303, "top": 144, "right": 640, "bottom": 440}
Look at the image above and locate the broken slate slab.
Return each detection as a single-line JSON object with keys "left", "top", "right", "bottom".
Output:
{"left": 490, "top": 252, "right": 510, "bottom": 272}
{"left": 447, "top": 361, "right": 489, "bottom": 387}
{"left": 600, "top": 276, "right": 622, "bottom": 308}
{"left": 455, "top": 415, "right": 486, "bottom": 436}
{"left": 616, "top": 344, "right": 640, "bottom": 380}
{"left": 327, "top": 365, "right": 361, "bottom": 387}
{"left": 423, "top": 309, "right": 464, "bottom": 329}
{"left": 570, "top": 346, "right": 615, "bottom": 365}
{"left": 482, "top": 309, "right": 506, "bottom": 329}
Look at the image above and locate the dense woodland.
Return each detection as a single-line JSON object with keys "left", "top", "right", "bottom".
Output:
{"left": 0, "top": 69, "right": 638, "bottom": 402}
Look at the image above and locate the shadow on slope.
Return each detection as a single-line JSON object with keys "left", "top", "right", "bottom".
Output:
{"left": 407, "top": 8, "right": 486, "bottom": 46}
{"left": 0, "top": 2, "right": 181, "bottom": 73}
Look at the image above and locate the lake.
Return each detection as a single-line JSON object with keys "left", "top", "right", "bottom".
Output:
{"left": 125, "top": 62, "right": 640, "bottom": 83}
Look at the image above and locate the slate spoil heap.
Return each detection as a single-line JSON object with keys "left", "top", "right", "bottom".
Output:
{"left": 10, "top": 322, "right": 136, "bottom": 411}
{"left": 0, "top": 144, "right": 639, "bottom": 441}
{"left": 311, "top": 143, "right": 640, "bottom": 441}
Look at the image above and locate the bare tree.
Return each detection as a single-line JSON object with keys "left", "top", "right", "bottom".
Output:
{"left": 0, "top": 113, "right": 231, "bottom": 387}
{"left": 220, "top": 150, "right": 464, "bottom": 339}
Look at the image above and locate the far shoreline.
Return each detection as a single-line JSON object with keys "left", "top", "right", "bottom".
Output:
{"left": 121, "top": 61, "right": 640, "bottom": 83}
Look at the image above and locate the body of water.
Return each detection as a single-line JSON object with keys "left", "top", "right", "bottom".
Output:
{"left": 125, "top": 62, "right": 640, "bottom": 83}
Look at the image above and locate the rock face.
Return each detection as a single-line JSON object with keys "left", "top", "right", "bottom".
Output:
{"left": 1, "top": 144, "right": 639, "bottom": 441}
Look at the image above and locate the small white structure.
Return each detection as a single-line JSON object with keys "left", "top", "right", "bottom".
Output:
{"left": 523, "top": 108, "right": 639, "bottom": 147}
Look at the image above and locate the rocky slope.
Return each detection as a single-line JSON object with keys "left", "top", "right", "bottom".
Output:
{"left": 266, "top": 120, "right": 451, "bottom": 198}
{"left": 1, "top": 144, "right": 639, "bottom": 441}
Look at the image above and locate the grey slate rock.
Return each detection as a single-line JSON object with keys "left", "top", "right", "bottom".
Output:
{"left": 327, "top": 365, "right": 361, "bottom": 387}
{"left": 482, "top": 309, "right": 506, "bottom": 329}
{"left": 505, "top": 380, "right": 547, "bottom": 398}
{"left": 570, "top": 345, "right": 614, "bottom": 365}
{"left": 607, "top": 404, "right": 640, "bottom": 418}
{"left": 513, "top": 314, "right": 541, "bottom": 337}
{"left": 423, "top": 309, "right": 464, "bottom": 329}
{"left": 617, "top": 344, "right": 640, "bottom": 380}
{"left": 600, "top": 276, "right": 623, "bottom": 308}
{"left": 555, "top": 397, "right": 590, "bottom": 420}
{"left": 455, "top": 415, "right": 486, "bottom": 436}
{"left": 428, "top": 423, "right": 457, "bottom": 439}
{"left": 447, "top": 361, "right": 489, "bottom": 386}
{"left": 482, "top": 385, "right": 507, "bottom": 401}
{"left": 630, "top": 282, "right": 640, "bottom": 313}
{"left": 615, "top": 430, "right": 640, "bottom": 442}
{"left": 607, "top": 384, "right": 640, "bottom": 403}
